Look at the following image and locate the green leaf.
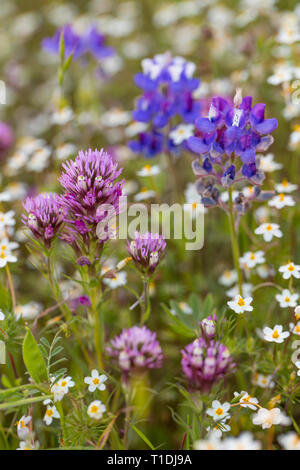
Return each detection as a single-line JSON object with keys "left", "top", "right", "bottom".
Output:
{"left": 0, "top": 285, "right": 12, "bottom": 311}
{"left": 131, "top": 424, "right": 155, "bottom": 450}
{"left": 22, "top": 328, "right": 48, "bottom": 384}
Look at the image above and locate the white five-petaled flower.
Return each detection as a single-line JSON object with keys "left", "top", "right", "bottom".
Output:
{"left": 226, "top": 283, "right": 253, "bottom": 298}
{"left": 169, "top": 124, "right": 194, "bottom": 145}
{"left": 51, "top": 107, "right": 74, "bottom": 126}
{"left": 51, "top": 376, "right": 75, "bottom": 402}
{"left": 17, "top": 415, "right": 32, "bottom": 440}
{"left": 227, "top": 295, "right": 253, "bottom": 314}
{"left": 233, "top": 391, "right": 259, "bottom": 410}
{"left": 0, "top": 238, "right": 18, "bottom": 268}
{"left": 84, "top": 370, "right": 108, "bottom": 392}
{"left": 278, "top": 432, "right": 300, "bottom": 450}
{"left": 252, "top": 407, "right": 284, "bottom": 429}
{"left": 0, "top": 210, "right": 15, "bottom": 231}
{"left": 279, "top": 261, "right": 300, "bottom": 279}
{"left": 103, "top": 271, "right": 127, "bottom": 289}
{"left": 0, "top": 309, "right": 4, "bottom": 321}
{"left": 275, "top": 289, "right": 299, "bottom": 308}
{"left": 268, "top": 193, "right": 295, "bottom": 209}
{"left": 275, "top": 179, "right": 298, "bottom": 194}
{"left": 254, "top": 223, "right": 282, "bottom": 242}
{"left": 263, "top": 324, "right": 289, "bottom": 343}
{"left": 221, "top": 432, "right": 262, "bottom": 450}
{"left": 136, "top": 164, "right": 161, "bottom": 177}
{"left": 218, "top": 269, "right": 238, "bottom": 287}
{"left": 239, "top": 251, "right": 265, "bottom": 269}
{"left": 43, "top": 405, "right": 60, "bottom": 426}
{"left": 87, "top": 400, "right": 106, "bottom": 420}
{"left": 291, "top": 321, "right": 300, "bottom": 335}
{"left": 207, "top": 400, "right": 231, "bottom": 422}
{"left": 258, "top": 153, "right": 282, "bottom": 172}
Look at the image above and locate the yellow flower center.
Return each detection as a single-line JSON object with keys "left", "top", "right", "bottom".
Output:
{"left": 250, "top": 253, "right": 255, "bottom": 260}
{"left": 61, "top": 381, "right": 67, "bottom": 387}
{"left": 237, "top": 297, "right": 245, "bottom": 307}
{"left": 288, "top": 264, "right": 295, "bottom": 271}
{"left": 272, "top": 330, "right": 279, "bottom": 339}
{"left": 266, "top": 224, "right": 273, "bottom": 231}
{"left": 93, "top": 378, "right": 99, "bottom": 385}
{"left": 46, "top": 409, "right": 53, "bottom": 417}
{"left": 279, "top": 193, "right": 285, "bottom": 202}
{"left": 91, "top": 405, "right": 99, "bottom": 414}
{"left": 281, "top": 179, "right": 288, "bottom": 187}
{"left": 215, "top": 408, "right": 223, "bottom": 416}
{"left": 192, "top": 202, "right": 198, "bottom": 209}
{"left": 285, "top": 297, "right": 290, "bottom": 302}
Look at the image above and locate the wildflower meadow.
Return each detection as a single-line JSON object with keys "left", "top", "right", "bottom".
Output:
{"left": 1, "top": 0, "right": 300, "bottom": 453}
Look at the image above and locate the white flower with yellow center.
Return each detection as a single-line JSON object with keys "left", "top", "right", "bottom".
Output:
{"left": 254, "top": 223, "right": 282, "bottom": 242}
{"left": 136, "top": 164, "right": 161, "bottom": 177}
{"left": 263, "top": 324, "right": 289, "bottom": 343}
{"left": 278, "top": 432, "right": 300, "bottom": 450}
{"left": 227, "top": 295, "right": 253, "bottom": 314}
{"left": 252, "top": 372, "right": 275, "bottom": 389}
{"left": 221, "top": 432, "right": 262, "bottom": 450}
{"left": 0, "top": 210, "right": 15, "bottom": 231}
{"left": 51, "top": 107, "right": 73, "bottom": 126}
{"left": 275, "top": 179, "right": 298, "bottom": 194}
{"left": 295, "top": 305, "right": 300, "bottom": 321}
{"left": 226, "top": 283, "right": 253, "bottom": 298}
{"left": 233, "top": 391, "right": 259, "bottom": 410}
{"left": 170, "top": 301, "right": 192, "bottom": 316}
{"left": 207, "top": 400, "right": 231, "bottom": 422}
{"left": 17, "top": 415, "right": 31, "bottom": 440}
{"left": 258, "top": 153, "right": 282, "bottom": 172}
{"left": 134, "top": 188, "right": 156, "bottom": 201}
{"left": 291, "top": 321, "right": 300, "bottom": 335}
{"left": 218, "top": 269, "right": 238, "bottom": 287}
{"left": 276, "top": 289, "right": 299, "bottom": 308}
{"left": 17, "top": 441, "right": 36, "bottom": 450}
{"left": 252, "top": 407, "right": 284, "bottom": 429}
{"left": 169, "top": 124, "right": 194, "bottom": 145}
{"left": 43, "top": 405, "right": 60, "bottom": 426}
{"left": 103, "top": 271, "right": 127, "bottom": 289}
{"left": 279, "top": 261, "right": 300, "bottom": 279}
{"left": 0, "top": 238, "right": 18, "bottom": 268}
{"left": 15, "top": 302, "right": 42, "bottom": 321}
{"left": 267, "top": 64, "right": 293, "bottom": 85}
{"left": 84, "top": 370, "right": 108, "bottom": 393}
{"left": 51, "top": 376, "right": 75, "bottom": 401}
{"left": 268, "top": 193, "right": 295, "bottom": 209}
{"left": 87, "top": 400, "right": 106, "bottom": 420}
{"left": 239, "top": 250, "right": 265, "bottom": 269}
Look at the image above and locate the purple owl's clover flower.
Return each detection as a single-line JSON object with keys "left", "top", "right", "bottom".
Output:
{"left": 187, "top": 89, "right": 278, "bottom": 210}
{"left": 22, "top": 193, "right": 63, "bottom": 249}
{"left": 127, "top": 232, "right": 166, "bottom": 277}
{"left": 107, "top": 326, "right": 163, "bottom": 381}
{"left": 128, "top": 52, "right": 201, "bottom": 158}
{"left": 181, "top": 334, "right": 235, "bottom": 393}
{"left": 58, "top": 148, "right": 125, "bottom": 254}
{"left": 42, "top": 24, "right": 114, "bottom": 61}
{"left": 0, "top": 122, "right": 14, "bottom": 160}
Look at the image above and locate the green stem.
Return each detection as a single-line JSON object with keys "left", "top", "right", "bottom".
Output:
{"left": 46, "top": 255, "right": 92, "bottom": 367}
{"left": 56, "top": 401, "right": 67, "bottom": 446}
{"left": 228, "top": 187, "right": 243, "bottom": 296}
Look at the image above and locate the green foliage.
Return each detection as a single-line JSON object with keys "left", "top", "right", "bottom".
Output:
{"left": 22, "top": 328, "right": 48, "bottom": 384}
